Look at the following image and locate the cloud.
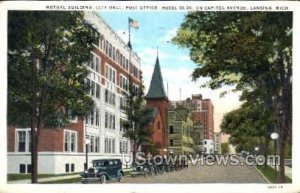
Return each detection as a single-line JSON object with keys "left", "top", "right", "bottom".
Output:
{"left": 177, "top": 55, "right": 191, "bottom": 62}
{"left": 162, "top": 27, "right": 178, "bottom": 42}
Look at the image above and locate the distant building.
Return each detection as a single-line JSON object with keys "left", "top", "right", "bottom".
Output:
{"left": 191, "top": 123, "right": 203, "bottom": 154}
{"left": 202, "top": 139, "right": 214, "bottom": 155}
{"left": 168, "top": 106, "right": 194, "bottom": 155}
{"left": 214, "top": 132, "right": 222, "bottom": 154}
{"left": 170, "top": 99, "right": 202, "bottom": 154}
{"left": 145, "top": 56, "right": 169, "bottom": 155}
{"left": 191, "top": 94, "right": 214, "bottom": 140}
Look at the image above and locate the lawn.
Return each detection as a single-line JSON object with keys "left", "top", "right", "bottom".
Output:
{"left": 256, "top": 165, "right": 292, "bottom": 183}
{"left": 40, "top": 177, "right": 81, "bottom": 184}
{"left": 7, "top": 173, "right": 80, "bottom": 181}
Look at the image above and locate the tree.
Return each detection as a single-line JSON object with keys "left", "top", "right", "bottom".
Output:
{"left": 221, "top": 143, "right": 230, "bottom": 154}
{"left": 122, "top": 78, "right": 155, "bottom": 166}
{"left": 173, "top": 12, "right": 292, "bottom": 182}
{"left": 8, "top": 11, "right": 98, "bottom": 183}
{"left": 221, "top": 101, "right": 275, "bottom": 166}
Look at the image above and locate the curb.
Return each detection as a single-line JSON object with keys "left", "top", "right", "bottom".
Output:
{"left": 253, "top": 165, "right": 271, "bottom": 184}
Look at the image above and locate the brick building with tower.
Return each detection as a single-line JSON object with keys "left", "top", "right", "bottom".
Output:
{"left": 145, "top": 56, "right": 169, "bottom": 155}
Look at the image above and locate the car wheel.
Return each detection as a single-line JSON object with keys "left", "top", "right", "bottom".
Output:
{"left": 99, "top": 174, "right": 106, "bottom": 184}
{"left": 117, "top": 172, "right": 123, "bottom": 182}
{"left": 143, "top": 168, "right": 148, "bottom": 178}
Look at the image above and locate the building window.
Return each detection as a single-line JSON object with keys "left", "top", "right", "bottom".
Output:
{"left": 125, "top": 59, "right": 129, "bottom": 71}
{"left": 105, "top": 40, "right": 109, "bottom": 55}
{"left": 111, "top": 139, "right": 116, "bottom": 153}
{"left": 96, "top": 84, "right": 100, "bottom": 99}
{"left": 105, "top": 138, "right": 108, "bottom": 153}
{"left": 108, "top": 43, "right": 112, "bottom": 58}
{"left": 105, "top": 89, "right": 116, "bottom": 106}
{"left": 170, "top": 139, "right": 174, "bottom": 146}
{"left": 133, "top": 66, "right": 139, "bottom": 78}
{"left": 106, "top": 64, "right": 116, "bottom": 84}
{"left": 64, "top": 130, "right": 77, "bottom": 153}
{"left": 65, "top": 108, "right": 77, "bottom": 122}
{"left": 90, "top": 110, "right": 94, "bottom": 125}
{"left": 18, "top": 131, "right": 26, "bottom": 152}
{"left": 95, "top": 137, "right": 100, "bottom": 153}
{"left": 120, "top": 118, "right": 125, "bottom": 132}
{"left": 19, "top": 164, "right": 26, "bottom": 173}
{"left": 112, "top": 47, "right": 116, "bottom": 61}
{"left": 95, "top": 109, "right": 100, "bottom": 126}
{"left": 157, "top": 121, "right": 161, "bottom": 130}
{"left": 27, "top": 164, "right": 32, "bottom": 173}
{"left": 169, "top": 126, "right": 174, "bottom": 134}
{"left": 120, "top": 75, "right": 128, "bottom": 90}
{"left": 90, "top": 136, "right": 94, "bottom": 153}
{"left": 71, "top": 164, "right": 75, "bottom": 172}
{"left": 105, "top": 112, "right": 115, "bottom": 130}
{"left": 105, "top": 112, "right": 108, "bottom": 128}
{"left": 120, "top": 140, "right": 128, "bottom": 154}
{"left": 120, "top": 96, "right": 127, "bottom": 110}
{"left": 16, "top": 129, "right": 31, "bottom": 152}
{"left": 91, "top": 81, "right": 95, "bottom": 96}
{"left": 65, "top": 164, "right": 69, "bottom": 173}
{"left": 108, "top": 138, "right": 111, "bottom": 153}
{"left": 95, "top": 56, "right": 100, "bottom": 73}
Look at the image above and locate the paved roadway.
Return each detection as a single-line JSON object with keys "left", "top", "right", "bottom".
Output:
{"left": 120, "top": 162, "right": 267, "bottom": 183}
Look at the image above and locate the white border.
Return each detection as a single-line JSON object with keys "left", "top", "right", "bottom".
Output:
{"left": 1, "top": 1, "right": 300, "bottom": 193}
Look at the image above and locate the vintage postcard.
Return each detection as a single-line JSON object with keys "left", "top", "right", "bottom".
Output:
{"left": 0, "top": 1, "right": 299, "bottom": 193}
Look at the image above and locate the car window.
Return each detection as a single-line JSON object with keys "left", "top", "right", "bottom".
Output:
{"left": 109, "top": 160, "right": 113, "bottom": 165}
{"left": 104, "top": 161, "right": 109, "bottom": 166}
{"left": 93, "top": 161, "right": 104, "bottom": 167}
{"left": 114, "top": 160, "right": 118, "bottom": 165}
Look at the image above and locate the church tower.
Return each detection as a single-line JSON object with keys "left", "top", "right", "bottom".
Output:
{"left": 145, "top": 55, "right": 169, "bottom": 152}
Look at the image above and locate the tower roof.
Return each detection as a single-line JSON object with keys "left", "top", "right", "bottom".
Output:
{"left": 145, "top": 56, "right": 168, "bottom": 99}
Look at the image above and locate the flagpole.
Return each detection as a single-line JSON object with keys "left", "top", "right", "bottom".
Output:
{"left": 127, "top": 17, "right": 134, "bottom": 167}
{"left": 128, "top": 18, "right": 132, "bottom": 50}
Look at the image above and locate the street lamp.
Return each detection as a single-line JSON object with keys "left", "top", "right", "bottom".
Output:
{"left": 270, "top": 132, "right": 279, "bottom": 182}
{"left": 85, "top": 138, "right": 91, "bottom": 170}
{"left": 254, "top": 146, "right": 259, "bottom": 155}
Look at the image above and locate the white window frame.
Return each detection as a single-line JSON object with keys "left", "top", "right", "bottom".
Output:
{"left": 120, "top": 74, "right": 128, "bottom": 91}
{"left": 105, "top": 64, "right": 116, "bottom": 84}
{"left": 15, "top": 128, "right": 31, "bottom": 153}
{"left": 64, "top": 130, "right": 77, "bottom": 153}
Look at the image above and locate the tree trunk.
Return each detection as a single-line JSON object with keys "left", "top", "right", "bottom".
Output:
{"left": 30, "top": 59, "right": 38, "bottom": 183}
{"left": 264, "top": 136, "right": 270, "bottom": 170}
{"left": 132, "top": 139, "right": 137, "bottom": 167}
{"left": 31, "top": 129, "right": 38, "bottom": 183}
{"left": 30, "top": 54, "right": 38, "bottom": 183}
{"left": 278, "top": 128, "right": 286, "bottom": 183}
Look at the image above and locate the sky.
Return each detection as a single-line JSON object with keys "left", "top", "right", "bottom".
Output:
{"left": 99, "top": 11, "right": 242, "bottom": 135}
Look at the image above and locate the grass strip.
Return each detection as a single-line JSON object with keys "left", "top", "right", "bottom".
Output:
{"left": 40, "top": 177, "right": 81, "bottom": 184}
{"left": 256, "top": 165, "right": 292, "bottom": 183}
{"left": 8, "top": 173, "right": 80, "bottom": 181}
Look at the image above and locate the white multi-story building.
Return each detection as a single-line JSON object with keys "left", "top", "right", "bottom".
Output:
{"left": 214, "top": 132, "right": 222, "bottom": 154}
{"left": 7, "top": 12, "right": 141, "bottom": 174}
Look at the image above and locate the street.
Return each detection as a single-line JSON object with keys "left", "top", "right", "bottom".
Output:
{"left": 120, "top": 163, "right": 267, "bottom": 183}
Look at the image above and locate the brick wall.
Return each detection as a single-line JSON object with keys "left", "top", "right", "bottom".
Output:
{"left": 7, "top": 119, "right": 84, "bottom": 153}
{"left": 146, "top": 98, "right": 169, "bottom": 150}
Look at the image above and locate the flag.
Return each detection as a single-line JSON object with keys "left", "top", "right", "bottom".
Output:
{"left": 129, "top": 18, "right": 139, "bottom": 29}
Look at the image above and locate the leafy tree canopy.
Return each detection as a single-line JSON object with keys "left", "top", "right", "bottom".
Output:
{"left": 8, "top": 11, "right": 99, "bottom": 128}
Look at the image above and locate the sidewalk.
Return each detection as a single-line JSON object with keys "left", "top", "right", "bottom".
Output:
{"left": 8, "top": 168, "right": 133, "bottom": 184}
{"left": 7, "top": 174, "right": 79, "bottom": 184}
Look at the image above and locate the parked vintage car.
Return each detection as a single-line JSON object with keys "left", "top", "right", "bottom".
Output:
{"left": 80, "top": 159, "right": 124, "bottom": 184}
